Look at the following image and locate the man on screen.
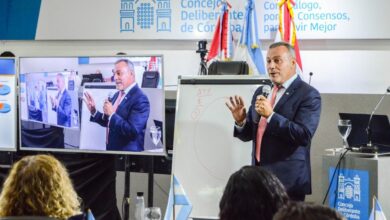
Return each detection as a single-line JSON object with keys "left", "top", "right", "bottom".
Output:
{"left": 84, "top": 59, "right": 150, "bottom": 151}
{"left": 50, "top": 73, "right": 72, "bottom": 127}
{"left": 226, "top": 42, "right": 321, "bottom": 201}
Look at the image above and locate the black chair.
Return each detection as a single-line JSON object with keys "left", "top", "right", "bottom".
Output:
{"left": 141, "top": 71, "right": 159, "bottom": 88}
{"left": 92, "top": 78, "right": 102, "bottom": 82}
{"left": 208, "top": 61, "right": 249, "bottom": 75}
{"left": 81, "top": 73, "right": 103, "bottom": 85}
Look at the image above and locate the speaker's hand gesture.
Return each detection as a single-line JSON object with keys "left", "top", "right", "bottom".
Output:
{"left": 226, "top": 95, "right": 246, "bottom": 126}
{"left": 83, "top": 91, "right": 97, "bottom": 115}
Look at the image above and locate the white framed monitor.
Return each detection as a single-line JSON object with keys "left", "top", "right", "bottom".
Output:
{"left": 19, "top": 56, "right": 165, "bottom": 155}
{"left": 0, "top": 57, "right": 17, "bottom": 151}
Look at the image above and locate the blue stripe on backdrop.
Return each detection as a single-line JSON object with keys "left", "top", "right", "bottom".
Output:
{"left": 0, "top": 0, "right": 41, "bottom": 40}
{"left": 78, "top": 57, "right": 90, "bottom": 65}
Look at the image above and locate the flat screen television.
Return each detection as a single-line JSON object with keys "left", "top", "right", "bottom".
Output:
{"left": 0, "top": 58, "right": 17, "bottom": 151}
{"left": 19, "top": 56, "right": 165, "bottom": 155}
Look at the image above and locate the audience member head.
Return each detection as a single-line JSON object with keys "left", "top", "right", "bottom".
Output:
{"left": 273, "top": 202, "right": 345, "bottom": 220}
{"left": 219, "top": 166, "right": 289, "bottom": 220}
{"left": 0, "top": 51, "right": 15, "bottom": 57}
{"left": 0, "top": 154, "right": 81, "bottom": 219}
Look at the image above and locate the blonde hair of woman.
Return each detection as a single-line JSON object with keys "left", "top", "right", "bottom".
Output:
{"left": 0, "top": 154, "right": 81, "bottom": 219}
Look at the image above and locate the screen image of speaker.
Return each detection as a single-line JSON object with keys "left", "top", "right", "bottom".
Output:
{"left": 19, "top": 56, "right": 165, "bottom": 156}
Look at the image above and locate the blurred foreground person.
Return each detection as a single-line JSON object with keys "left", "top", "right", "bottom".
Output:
{"left": 219, "top": 166, "right": 289, "bottom": 220}
{"left": 0, "top": 154, "right": 81, "bottom": 219}
{"left": 273, "top": 202, "right": 345, "bottom": 220}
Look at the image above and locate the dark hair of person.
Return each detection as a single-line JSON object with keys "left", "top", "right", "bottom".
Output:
{"left": 219, "top": 166, "right": 289, "bottom": 220}
{"left": 269, "top": 41, "right": 296, "bottom": 59}
{"left": 0, "top": 51, "right": 15, "bottom": 57}
{"left": 273, "top": 202, "right": 345, "bottom": 220}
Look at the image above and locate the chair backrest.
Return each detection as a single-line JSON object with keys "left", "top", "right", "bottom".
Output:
{"left": 141, "top": 71, "right": 160, "bottom": 88}
{"left": 208, "top": 61, "right": 249, "bottom": 75}
{"left": 91, "top": 78, "right": 102, "bottom": 82}
{"left": 81, "top": 73, "right": 103, "bottom": 85}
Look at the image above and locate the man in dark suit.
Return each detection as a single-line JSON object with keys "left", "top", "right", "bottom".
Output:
{"left": 84, "top": 59, "right": 150, "bottom": 151}
{"left": 51, "top": 73, "right": 72, "bottom": 127}
{"left": 226, "top": 42, "right": 321, "bottom": 201}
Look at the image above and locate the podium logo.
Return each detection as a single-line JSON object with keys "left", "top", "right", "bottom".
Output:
{"left": 337, "top": 173, "right": 361, "bottom": 202}
{"left": 120, "top": 0, "right": 172, "bottom": 32}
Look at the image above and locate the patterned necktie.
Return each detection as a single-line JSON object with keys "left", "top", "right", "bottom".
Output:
{"left": 112, "top": 91, "right": 125, "bottom": 111}
{"left": 106, "top": 91, "right": 125, "bottom": 144}
{"left": 255, "top": 85, "right": 281, "bottom": 162}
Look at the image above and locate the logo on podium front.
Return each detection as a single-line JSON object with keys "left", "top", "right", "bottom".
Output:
{"left": 337, "top": 173, "right": 361, "bottom": 202}
{"left": 329, "top": 168, "right": 369, "bottom": 220}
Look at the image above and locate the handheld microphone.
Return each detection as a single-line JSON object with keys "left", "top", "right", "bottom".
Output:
{"left": 253, "top": 85, "right": 272, "bottom": 123}
{"left": 107, "top": 92, "right": 114, "bottom": 103}
{"left": 363, "top": 86, "right": 390, "bottom": 152}
{"left": 261, "top": 85, "right": 271, "bottom": 98}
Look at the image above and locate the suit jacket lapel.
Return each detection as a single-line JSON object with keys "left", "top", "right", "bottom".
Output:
{"left": 273, "top": 76, "right": 302, "bottom": 112}
{"left": 112, "top": 92, "right": 120, "bottom": 104}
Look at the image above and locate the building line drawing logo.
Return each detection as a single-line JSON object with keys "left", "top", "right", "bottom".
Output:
{"left": 120, "top": 0, "right": 172, "bottom": 32}
{"left": 337, "top": 173, "right": 361, "bottom": 202}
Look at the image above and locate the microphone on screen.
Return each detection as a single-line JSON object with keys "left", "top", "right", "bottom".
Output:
{"left": 107, "top": 92, "right": 114, "bottom": 103}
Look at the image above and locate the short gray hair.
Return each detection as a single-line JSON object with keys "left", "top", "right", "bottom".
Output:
{"left": 115, "top": 59, "right": 135, "bottom": 72}
{"left": 269, "top": 41, "right": 296, "bottom": 59}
